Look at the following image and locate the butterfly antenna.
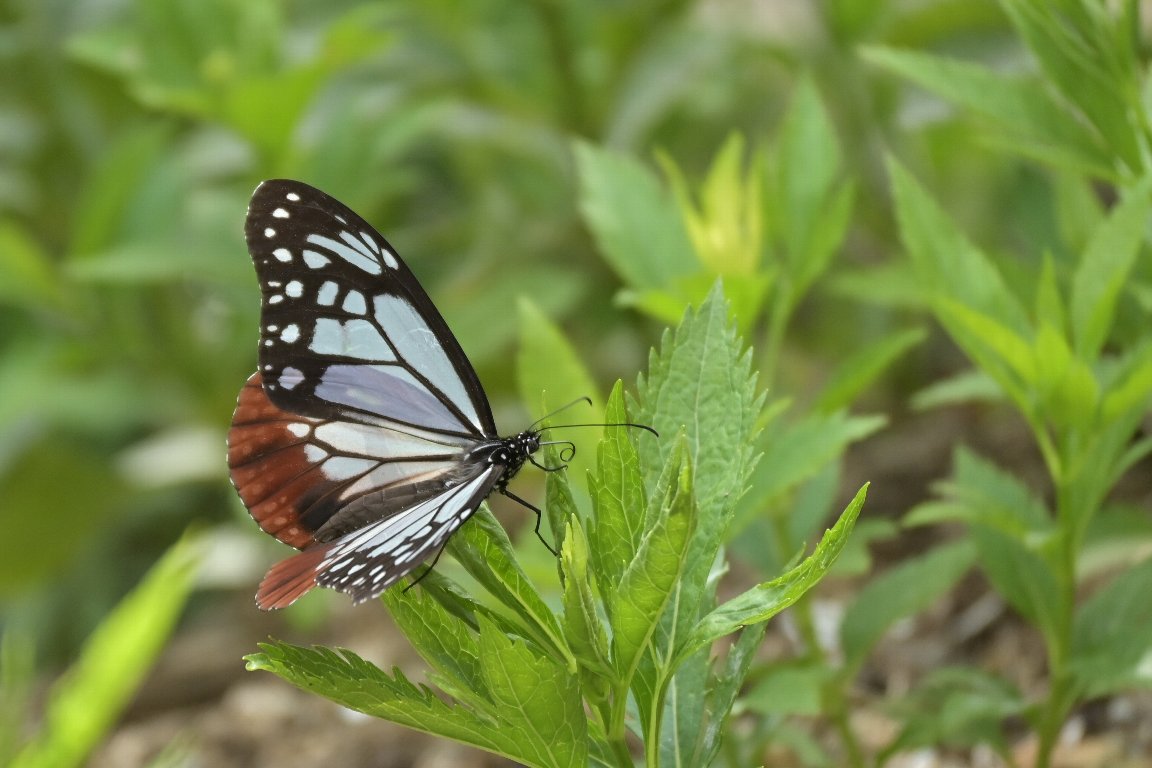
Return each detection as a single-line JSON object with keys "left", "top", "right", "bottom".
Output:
{"left": 541, "top": 421, "right": 659, "bottom": 438}
{"left": 527, "top": 397, "right": 594, "bottom": 432}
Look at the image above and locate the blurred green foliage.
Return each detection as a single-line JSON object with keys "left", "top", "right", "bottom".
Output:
{"left": 3, "top": 0, "right": 1152, "bottom": 766}
{"left": 0, "top": 0, "right": 785, "bottom": 642}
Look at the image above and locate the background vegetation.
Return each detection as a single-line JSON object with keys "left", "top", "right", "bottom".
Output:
{"left": 2, "top": 0, "right": 1150, "bottom": 766}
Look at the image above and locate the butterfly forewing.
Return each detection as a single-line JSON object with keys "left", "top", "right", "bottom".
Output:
{"left": 228, "top": 180, "right": 540, "bottom": 609}
{"left": 245, "top": 180, "right": 495, "bottom": 438}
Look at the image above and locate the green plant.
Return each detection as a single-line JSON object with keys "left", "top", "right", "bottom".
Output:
{"left": 854, "top": 3, "right": 1152, "bottom": 764}
{"left": 6, "top": 535, "right": 200, "bottom": 768}
{"left": 577, "top": 84, "right": 929, "bottom": 766}
{"left": 247, "top": 287, "right": 867, "bottom": 767}
{"left": 891, "top": 158, "right": 1152, "bottom": 766}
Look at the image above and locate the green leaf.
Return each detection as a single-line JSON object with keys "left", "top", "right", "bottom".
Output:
{"left": 787, "top": 461, "right": 846, "bottom": 559}
{"left": 1, "top": 632, "right": 35, "bottom": 765}
{"left": 0, "top": 439, "right": 130, "bottom": 595}
{"left": 610, "top": 435, "right": 695, "bottom": 689}
{"left": 911, "top": 369, "right": 1003, "bottom": 410}
{"left": 545, "top": 448, "right": 581, "bottom": 562}
{"left": 864, "top": 46, "right": 1111, "bottom": 177}
{"left": 840, "top": 540, "right": 977, "bottom": 671}
{"left": 630, "top": 284, "right": 763, "bottom": 754}
{"left": 738, "top": 410, "right": 884, "bottom": 528}
{"left": 657, "top": 646, "right": 711, "bottom": 767}
{"left": 442, "top": 264, "right": 589, "bottom": 363}
{"left": 814, "top": 327, "right": 927, "bottom": 413}
{"left": 575, "top": 141, "right": 697, "bottom": 291}
{"left": 999, "top": 0, "right": 1141, "bottom": 173}
{"left": 382, "top": 584, "right": 488, "bottom": 707}
{"left": 12, "top": 535, "right": 200, "bottom": 768}
{"left": 1070, "top": 177, "right": 1152, "bottom": 359}
{"left": 1070, "top": 556, "right": 1152, "bottom": 697}
{"left": 246, "top": 643, "right": 539, "bottom": 765}
{"left": 635, "top": 283, "right": 762, "bottom": 541}
{"left": 888, "top": 157, "right": 1030, "bottom": 334}
{"left": 741, "top": 658, "right": 830, "bottom": 717}
{"left": 1102, "top": 344, "right": 1152, "bottom": 424}
{"left": 773, "top": 75, "right": 850, "bottom": 295}
{"left": 935, "top": 298, "right": 1035, "bottom": 409}
{"left": 0, "top": 220, "right": 63, "bottom": 311}
{"left": 1032, "top": 321, "right": 1099, "bottom": 431}
{"left": 447, "top": 507, "right": 573, "bottom": 671}
{"left": 477, "top": 615, "right": 587, "bottom": 768}
{"left": 588, "top": 382, "right": 647, "bottom": 602}
{"left": 559, "top": 520, "right": 612, "bottom": 684}
{"left": 695, "top": 622, "right": 770, "bottom": 764}
{"left": 1033, "top": 254, "right": 1066, "bottom": 334}
{"left": 884, "top": 667, "right": 1025, "bottom": 756}
{"left": 66, "top": 124, "right": 175, "bottom": 257}
{"left": 947, "top": 449, "right": 1063, "bottom": 637}
{"left": 661, "top": 134, "right": 763, "bottom": 277}
{"left": 675, "top": 484, "right": 867, "bottom": 665}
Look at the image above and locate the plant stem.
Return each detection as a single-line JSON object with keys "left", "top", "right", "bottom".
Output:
{"left": 597, "top": 695, "right": 635, "bottom": 767}
{"left": 1033, "top": 460, "right": 1081, "bottom": 767}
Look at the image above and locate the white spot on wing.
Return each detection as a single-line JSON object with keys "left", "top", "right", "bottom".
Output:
{"left": 287, "top": 423, "right": 310, "bottom": 437}
{"left": 309, "top": 318, "right": 393, "bottom": 359}
{"left": 268, "top": 295, "right": 284, "bottom": 305}
{"left": 286, "top": 281, "right": 304, "bottom": 298}
{"left": 273, "top": 208, "right": 289, "bottom": 219}
{"left": 280, "top": 324, "right": 300, "bottom": 343}
{"left": 317, "top": 281, "right": 339, "bottom": 306}
{"left": 342, "top": 290, "right": 367, "bottom": 315}
{"left": 379, "top": 245, "right": 399, "bottom": 270}
{"left": 264, "top": 227, "right": 276, "bottom": 238}
{"left": 280, "top": 367, "right": 304, "bottom": 389}
{"left": 286, "top": 192, "right": 301, "bottom": 202}
{"left": 303, "top": 249, "right": 329, "bottom": 269}
{"left": 273, "top": 248, "right": 292, "bottom": 263}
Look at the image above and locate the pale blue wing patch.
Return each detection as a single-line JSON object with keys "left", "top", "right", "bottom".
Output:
{"left": 373, "top": 293, "right": 483, "bottom": 432}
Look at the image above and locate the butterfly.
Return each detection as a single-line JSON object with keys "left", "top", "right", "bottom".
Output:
{"left": 227, "top": 179, "right": 558, "bottom": 609}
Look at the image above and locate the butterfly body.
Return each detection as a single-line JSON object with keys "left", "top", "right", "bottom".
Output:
{"left": 227, "top": 179, "right": 542, "bottom": 609}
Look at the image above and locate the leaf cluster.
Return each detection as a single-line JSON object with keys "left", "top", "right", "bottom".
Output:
{"left": 248, "top": 287, "right": 866, "bottom": 766}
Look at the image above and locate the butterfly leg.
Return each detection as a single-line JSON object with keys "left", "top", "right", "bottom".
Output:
{"left": 402, "top": 543, "right": 450, "bottom": 593}
{"left": 499, "top": 488, "right": 559, "bottom": 556}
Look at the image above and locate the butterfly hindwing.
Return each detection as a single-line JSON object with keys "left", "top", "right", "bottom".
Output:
{"left": 245, "top": 180, "right": 495, "bottom": 437}
{"left": 255, "top": 465, "right": 502, "bottom": 609}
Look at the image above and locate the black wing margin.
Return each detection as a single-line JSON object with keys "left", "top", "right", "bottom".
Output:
{"left": 245, "top": 179, "right": 496, "bottom": 438}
